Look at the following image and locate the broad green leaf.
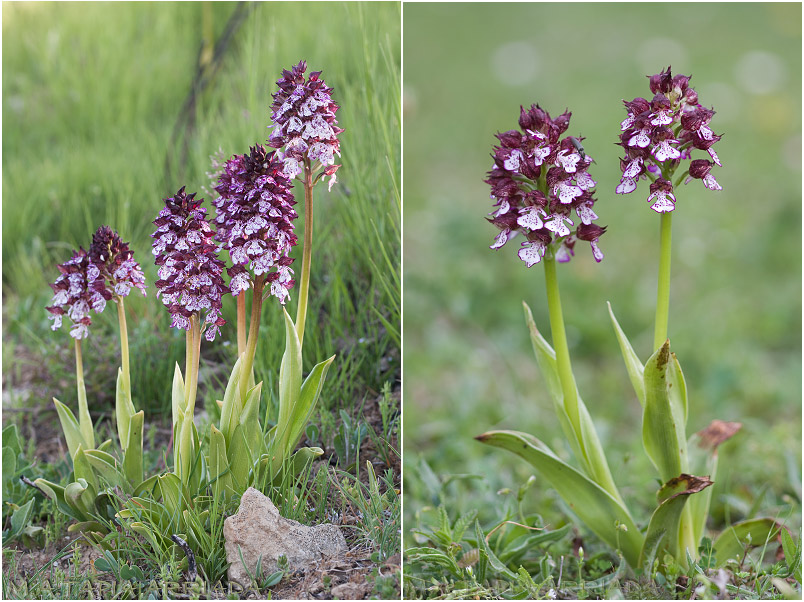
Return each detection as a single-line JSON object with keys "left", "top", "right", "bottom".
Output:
{"left": 171, "top": 363, "right": 185, "bottom": 426}
{"left": 53, "top": 398, "right": 84, "bottom": 462}
{"left": 713, "top": 518, "right": 782, "bottom": 566}
{"left": 123, "top": 411, "right": 144, "bottom": 487}
{"left": 476, "top": 430, "right": 643, "bottom": 568}
{"left": 9, "top": 499, "right": 35, "bottom": 537}
{"left": 278, "top": 308, "right": 303, "bottom": 432}
{"left": 2, "top": 424, "right": 21, "bottom": 457}
{"left": 34, "top": 478, "right": 83, "bottom": 522}
{"left": 115, "top": 368, "right": 135, "bottom": 449}
{"left": 239, "top": 382, "right": 264, "bottom": 464}
{"left": 176, "top": 410, "right": 194, "bottom": 485}
{"left": 607, "top": 302, "right": 645, "bottom": 405}
{"left": 3, "top": 446, "right": 17, "bottom": 479}
{"left": 133, "top": 474, "right": 160, "bottom": 498}
{"left": 687, "top": 421, "right": 742, "bottom": 549}
{"left": 227, "top": 424, "right": 251, "bottom": 492}
{"left": 640, "top": 474, "right": 712, "bottom": 569}
{"left": 85, "top": 449, "right": 123, "bottom": 489}
{"left": 667, "top": 353, "right": 688, "bottom": 426}
{"left": 642, "top": 342, "right": 688, "bottom": 482}
{"left": 64, "top": 479, "right": 94, "bottom": 521}
{"left": 208, "top": 425, "right": 231, "bottom": 500}
{"left": 523, "top": 303, "right": 624, "bottom": 506}
{"left": 278, "top": 354, "right": 336, "bottom": 460}
{"left": 67, "top": 520, "right": 106, "bottom": 535}
{"left": 158, "top": 473, "right": 186, "bottom": 523}
{"left": 76, "top": 372, "right": 95, "bottom": 451}
{"left": 73, "top": 445, "right": 98, "bottom": 496}
{"left": 219, "top": 355, "right": 244, "bottom": 446}
{"left": 97, "top": 439, "right": 113, "bottom": 453}
{"left": 284, "top": 447, "right": 323, "bottom": 482}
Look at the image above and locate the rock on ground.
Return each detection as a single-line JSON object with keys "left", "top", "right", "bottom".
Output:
{"left": 224, "top": 487, "right": 347, "bottom": 585}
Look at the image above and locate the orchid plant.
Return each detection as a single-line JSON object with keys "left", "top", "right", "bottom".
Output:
{"left": 39, "top": 228, "right": 148, "bottom": 543}
{"left": 37, "top": 60, "right": 342, "bottom": 549}
{"left": 477, "top": 69, "right": 782, "bottom": 573}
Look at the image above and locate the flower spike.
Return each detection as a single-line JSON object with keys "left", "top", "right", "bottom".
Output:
{"left": 486, "top": 104, "right": 606, "bottom": 265}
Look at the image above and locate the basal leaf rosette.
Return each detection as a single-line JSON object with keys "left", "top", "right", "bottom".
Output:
{"left": 212, "top": 144, "right": 298, "bottom": 304}
{"left": 269, "top": 60, "right": 342, "bottom": 190}
{"left": 616, "top": 66, "right": 723, "bottom": 213}
{"left": 151, "top": 187, "right": 227, "bottom": 341}
{"left": 486, "top": 104, "right": 606, "bottom": 267}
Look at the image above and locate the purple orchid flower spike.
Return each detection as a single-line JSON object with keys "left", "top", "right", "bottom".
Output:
{"left": 485, "top": 104, "right": 606, "bottom": 266}
{"left": 617, "top": 66, "right": 723, "bottom": 212}
{"left": 269, "top": 60, "right": 343, "bottom": 190}
{"left": 151, "top": 187, "right": 227, "bottom": 342}
{"left": 213, "top": 144, "right": 299, "bottom": 305}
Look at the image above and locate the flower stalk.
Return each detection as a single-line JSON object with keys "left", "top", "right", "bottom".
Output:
{"left": 653, "top": 211, "right": 673, "bottom": 350}
{"left": 295, "top": 161, "right": 315, "bottom": 346}
{"left": 542, "top": 254, "right": 578, "bottom": 415}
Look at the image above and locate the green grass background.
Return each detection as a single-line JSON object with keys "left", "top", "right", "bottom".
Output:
{"left": 403, "top": 2, "right": 801, "bottom": 545}
{"left": 3, "top": 1, "right": 400, "bottom": 428}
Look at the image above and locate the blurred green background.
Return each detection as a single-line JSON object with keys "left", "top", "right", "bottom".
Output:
{"left": 403, "top": 2, "right": 801, "bottom": 544}
{"left": 3, "top": 2, "right": 400, "bottom": 434}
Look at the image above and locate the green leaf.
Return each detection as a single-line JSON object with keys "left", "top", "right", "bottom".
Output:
{"left": 2, "top": 424, "right": 22, "bottom": 457}
{"left": 642, "top": 342, "right": 688, "bottom": 482}
{"left": 474, "top": 519, "right": 517, "bottom": 580}
{"left": 208, "top": 424, "right": 232, "bottom": 500}
{"left": 64, "top": 479, "right": 94, "bottom": 521}
{"left": 713, "top": 518, "right": 782, "bottom": 566}
{"left": 115, "top": 368, "right": 135, "bottom": 449}
{"left": 34, "top": 478, "right": 83, "bottom": 522}
{"left": 219, "top": 355, "right": 244, "bottom": 446}
{"left": 640, "top": 474, "right": 712, "bottom": 569}
{"left": 2, "top": 446, "right": 17, "bottom": 480}
{"left": 73, "top": 445, "right": 98, "bottom": 496}
{"left": 279, "top": 354, "right": 335, "bottom": 460}
{"left": 523, "top": 302, "right": 562, "bottom": 403}
{"left": 239, "top": 382, "right": 264, "bottom": 464}
{"left": 523, "top": 302, "right": 625, "bottom": 507}
{"left": 158, "top": 473, "right": 186, "bottom": 524}
{"left": 476, "top": 430, "right": 643, "bottom": 568}
{"left": 278, "top": 309, "right": 303, "bottom": 432}
{"left": 9, "top": 499, "right": 35, "bottom": 537}
{"left": 53, "top": 398, "right": 84, "bottom": 462}
{"left": 227, "top": 424, "right": 251, "bottom": 492}
{"left": 607, "top": 302, "right": 645, "bottom": 405}
{"left": 84, "top": 449, "right": 123, "bottom": 489}
{"left": 171, "top": 363, "right": 185, "bottom": 426}
{"left": 67, "top": 520, "right": 107, "bottom": 535}
{"left": 123, "top": 411, "right": 144, "bottom": 487}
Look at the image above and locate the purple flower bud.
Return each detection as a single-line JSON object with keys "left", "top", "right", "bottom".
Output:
{"left": 617, "top": 66, "right": 722, "bottom": 211}
{"left": 46, "top": 248, "right": 103, "bottom": 339}
{"left": 213, "top": 145, "right": 299, "bottom": 304}
{"left": 151, "top": 187, "right": 227, "bottom": 340}
{"left": 486, "top": 105, "right": 605, "bottom": 266}
{"left": 269, "top": 60, "right": 342, "bottom": 184}
{"left": 89, "top": 225, "right": 147, "bottom": 300}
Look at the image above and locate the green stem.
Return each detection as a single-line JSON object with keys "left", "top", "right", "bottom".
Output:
{"left": 74, "top": 338, "right": 95, "bottom": 449}
{"left": 185, "top": 315, "right": 201, "bottom": 417}
{"left": 295, "top": 162, "right": 314, "bottom": 347}
{"left": 653, "top": 212, "right": 673, "bottom": 350}
{"left": 116, "top": 297, "right": 131, "bottom": 400}
{"left": 543, "top": 254, "right": 579, "bottom": 421}
{"left": 240, "top": 275, "right": 265, "bottom": 402}
{"left": 237, "top": 290, "right": 247, "bottom": 357}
